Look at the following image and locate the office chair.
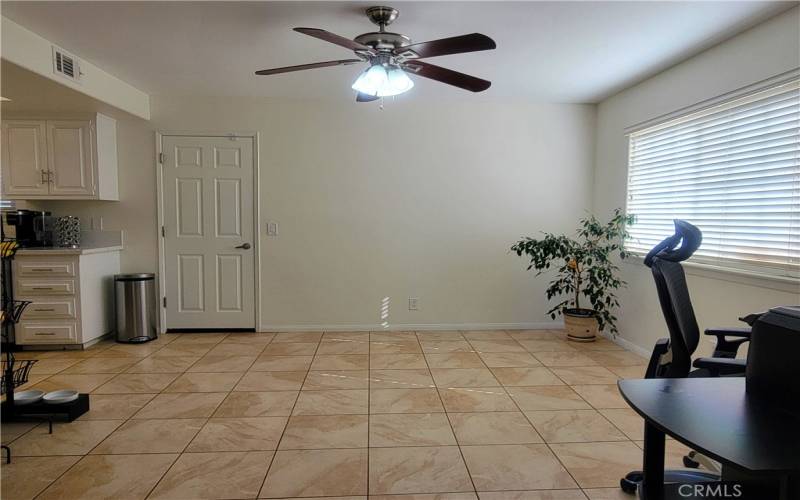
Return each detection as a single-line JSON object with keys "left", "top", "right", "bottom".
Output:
{"left": 620, "top": 220, "right": 750, "bottom": 495}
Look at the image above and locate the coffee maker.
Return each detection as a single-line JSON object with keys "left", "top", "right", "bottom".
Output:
{"left": 3, "top": 210, "right": 54, "bottom": 247}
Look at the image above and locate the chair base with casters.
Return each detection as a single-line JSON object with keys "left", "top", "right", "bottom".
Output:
{"left": 683, "top": 450, "right": 721, "bottom": 472}
{"left": 620, "top": 469, "right": 721, "bottom": 495}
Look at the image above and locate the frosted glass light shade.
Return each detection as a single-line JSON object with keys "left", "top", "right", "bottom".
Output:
{"left": 384, "top": 67, "right": 414, "bottom": 96}
{"left": 352, "top": 65, "right": 388, "bottom": 96}
{"left": 352, "top": 64, "right": 413, "bottom": 97}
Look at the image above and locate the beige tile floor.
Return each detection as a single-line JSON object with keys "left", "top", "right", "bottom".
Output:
{"left": 1, "top": 329, "right": 695, "bottom": 500}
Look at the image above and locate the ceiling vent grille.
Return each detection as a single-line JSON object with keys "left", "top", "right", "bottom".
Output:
{"left": 52, "top": 46, "right": 81, "bottom": 82}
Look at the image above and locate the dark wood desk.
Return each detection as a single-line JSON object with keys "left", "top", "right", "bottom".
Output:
{"left": 618, "top": 378, "right": 800, "bottom": 500}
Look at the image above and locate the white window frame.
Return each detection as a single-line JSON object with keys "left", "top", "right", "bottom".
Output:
{"left": 624, "top": 70, "right": 800, "bottom": 284}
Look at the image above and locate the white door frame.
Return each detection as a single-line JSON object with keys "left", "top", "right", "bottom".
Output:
{"left": 155, "top": 131, "right": 262, "bottom": 332}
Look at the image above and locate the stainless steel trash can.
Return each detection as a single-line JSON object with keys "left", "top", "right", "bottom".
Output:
{"left": 115, "top": 273, "right": 157, "bottom": 343}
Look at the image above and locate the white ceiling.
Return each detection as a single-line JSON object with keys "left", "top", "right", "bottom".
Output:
{"left": 1, "top": 1, "right": 794, "bottom": 103}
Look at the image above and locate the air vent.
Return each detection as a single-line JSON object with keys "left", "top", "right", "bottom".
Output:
{"left": 52, "top": 46, "right": 81, "bottom": 82}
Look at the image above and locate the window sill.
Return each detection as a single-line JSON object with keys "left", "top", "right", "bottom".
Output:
{"left": 624, "top": 255, "right": 800, "bottom": 294}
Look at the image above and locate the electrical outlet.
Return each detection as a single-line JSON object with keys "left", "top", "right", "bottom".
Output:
{"left": 408, "top": 297, "right": 419, "bottom": 311}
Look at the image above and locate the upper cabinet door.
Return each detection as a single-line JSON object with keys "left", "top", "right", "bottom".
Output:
{"left": 1, "top": 120, "right": 50, "bottom": 197}
{"left": 47, "top": 120, "right": 96, "bottom": 197}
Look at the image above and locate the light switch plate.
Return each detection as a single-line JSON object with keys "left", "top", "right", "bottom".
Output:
{"left": 267, "top": 221, "right": 278, "bottom": 236}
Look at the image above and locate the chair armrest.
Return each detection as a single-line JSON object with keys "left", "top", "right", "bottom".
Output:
{"left": 693, "top": 357, "right": 746, "bottom": 377}
{"left": 704, "top": 327, "right": 750, "bottom": 357}
{"left": 644, "top": 338, "right": 670, "bottom": 379}
{"left": 704, "top": 327, "right": 751, "bottom": 338}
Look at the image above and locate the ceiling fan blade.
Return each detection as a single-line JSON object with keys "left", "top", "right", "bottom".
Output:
{"left": 356, "top": 92, "right": 380, "bottom": 103}
{"left": 403, "top": 61, "right": 491, "bottom": 92}
{"left": 394, "top": 33, "right": 495, "bottom": 59}
{"left": 294, "top": 27, "right": 374, "bottom": 53}
{"left": 255, "top": 59, "right": 361, "bottom": 76}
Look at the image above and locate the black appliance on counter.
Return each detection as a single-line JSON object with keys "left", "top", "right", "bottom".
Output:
{"left": 3, "top": 210, "right": 54, "bottom": 247}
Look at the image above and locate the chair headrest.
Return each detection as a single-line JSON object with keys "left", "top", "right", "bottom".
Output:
{"left": 643, "top": 220, "right": 702, "bottom": 268}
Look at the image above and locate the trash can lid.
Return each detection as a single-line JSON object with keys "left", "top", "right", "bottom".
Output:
{"left": 115, "top": 273, "right": 155, "bottom": 281}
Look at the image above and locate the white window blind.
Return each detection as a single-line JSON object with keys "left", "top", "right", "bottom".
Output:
{"left": 626, "top": 79, "right": 800, "bottom": 280}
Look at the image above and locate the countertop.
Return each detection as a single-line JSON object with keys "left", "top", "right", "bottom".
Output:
{"left": 15, "top": 245, "right": 124, "bottom": 256}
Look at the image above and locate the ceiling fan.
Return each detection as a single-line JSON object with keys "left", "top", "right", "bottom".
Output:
{"left": 255, "top": 5, "right": 496, "bottom": 102}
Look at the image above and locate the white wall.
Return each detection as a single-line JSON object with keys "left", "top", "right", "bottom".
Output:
{"left": 151, "top": 97, "right": 596, "bottom": 330}
{"left": 593, "top": 7, "right": 800, "bottom": 355}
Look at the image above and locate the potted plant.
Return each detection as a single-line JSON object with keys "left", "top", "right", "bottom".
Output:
{"left": 511, "top": 208, "right": 634, "bottom": 342}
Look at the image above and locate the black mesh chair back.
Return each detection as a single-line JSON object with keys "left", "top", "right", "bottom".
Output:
{"left": 643, "top": 220, "right": 703, "bottom": 378}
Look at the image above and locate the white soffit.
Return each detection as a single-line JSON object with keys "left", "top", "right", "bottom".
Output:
{"left": 1, "top": 16, "right": 150, "bottom": 119}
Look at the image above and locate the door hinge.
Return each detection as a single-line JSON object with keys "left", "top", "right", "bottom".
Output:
{"left": 158, "top": 152, "right": 165, "bottom": 164}
{"left": 161, "top": 226, "right": 165, "bottom": 237}
{"left": 163, "top": 296, "right": 167, "bottom": 308}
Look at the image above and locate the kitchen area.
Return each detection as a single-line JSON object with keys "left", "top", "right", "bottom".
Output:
{"left": 1, "top": 60, "right": 159, "bottom": 440}
{"left": 1, "top": 60, "right": 159, "bottom": 352}
{"left": 2, "top": 112, "right": 126, "bottom": 350}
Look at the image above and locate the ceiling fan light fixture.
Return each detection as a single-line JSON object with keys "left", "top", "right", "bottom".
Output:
{"left": 352, "top": 64, "right": 388, "bottom": 96}
{"left": 385, "top": 66, "right": 414, "bottom": 96}
{"left": 352, "top": 64, "right": 413, "bottom": 97}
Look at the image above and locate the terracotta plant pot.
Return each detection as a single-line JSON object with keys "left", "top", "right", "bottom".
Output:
{"left": 563, "top": 308, "right": 598, "bottom": 342}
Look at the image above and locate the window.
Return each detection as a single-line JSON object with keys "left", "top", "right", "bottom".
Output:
{"left": 625, "top": 79, "right": 799, "bottom": 279}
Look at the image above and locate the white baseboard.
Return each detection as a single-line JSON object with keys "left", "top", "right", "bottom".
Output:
{"left": 257, "top": 321, "right": 564, "bottom": 332}
{"left": 605, "top": 333, "right": 651, "bottom": 359}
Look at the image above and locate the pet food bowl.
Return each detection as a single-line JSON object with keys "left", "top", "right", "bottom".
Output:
{"left": 43, "top": 390, "right": 79, "bottom": 404}
{"left": 14, "top": 389, "right": 45, "bottom": 405}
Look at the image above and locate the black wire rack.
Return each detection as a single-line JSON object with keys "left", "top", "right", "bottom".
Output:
{"left": 2, "top": 300, "right": 31, "bottom": 325}
{"left": 1, "top": 358, "right": 37, "bottom": 395}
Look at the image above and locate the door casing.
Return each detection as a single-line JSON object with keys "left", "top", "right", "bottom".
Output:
{"left": 155, "top": 131, "right": 262, "bottom": 332}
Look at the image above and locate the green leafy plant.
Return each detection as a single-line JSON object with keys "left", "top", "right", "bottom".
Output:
{"left": 511, "top": 208, "right": 635, "bottom": 334}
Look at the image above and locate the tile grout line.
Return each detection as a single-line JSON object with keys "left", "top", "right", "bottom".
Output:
{"left": 126, "top": 331, "right": 231, "bottom": 499}
{"left": 141, "top": 331, "right": 250, "bottom": 500}
{"left": 365, "top": 330, "right": 371, "bottom": 498}
{"left": 255, "top": 332, "right": 321, "bottom": 499}
{"left": 487, "top": 330, "right": 587, "bottom": 493}
{"left": 423, "top": 330, "right": 480, "bottom": 497}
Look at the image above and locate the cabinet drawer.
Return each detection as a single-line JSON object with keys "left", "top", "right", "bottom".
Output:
{"left": 21, "top": 297, "right": 77, "bottom": 319}
{"left": 17, "top": 322, "right": 77, "bottom": 344}
{"left": 17, "top": 279, "right": 76, "bottom": 295}
{"left": 17, "top": 260, "right": 76, "bottom": 277}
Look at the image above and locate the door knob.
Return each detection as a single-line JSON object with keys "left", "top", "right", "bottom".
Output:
{"left": 235, "top": 243, "right": 251, "bottom": 250}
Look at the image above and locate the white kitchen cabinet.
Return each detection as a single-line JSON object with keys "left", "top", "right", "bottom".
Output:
{"left": 13, "top": 250, "right": 121, "bottom": 347}
{"left": 1, "top": 113, "right": 119, "bottom": 200}
{"left": 47, "top": 119, "right": 95, "bottom": 197}
{"left": 0, "top": 120, "right": 50, "bottom": 197}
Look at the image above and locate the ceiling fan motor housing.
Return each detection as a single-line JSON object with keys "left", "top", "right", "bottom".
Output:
{"left": 354, "top": 31, "right": 411, "bottom": 52}
{"left": 355, "top": 5, "right": 413, "bottom": 57}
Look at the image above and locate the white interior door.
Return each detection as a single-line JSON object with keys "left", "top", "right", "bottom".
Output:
{"left": 162, "top": 135, "right": 255, "bottom": 329}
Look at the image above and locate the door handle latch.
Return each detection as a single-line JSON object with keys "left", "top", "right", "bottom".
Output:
{"left": 235, "top": 243, "right": 251, "bottom": 250}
